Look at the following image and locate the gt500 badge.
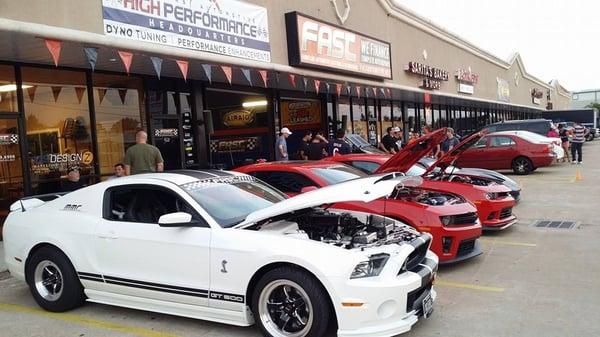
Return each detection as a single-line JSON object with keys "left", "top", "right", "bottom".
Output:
{"left": 210, "top": 292, "right": 244, "bottom": 303}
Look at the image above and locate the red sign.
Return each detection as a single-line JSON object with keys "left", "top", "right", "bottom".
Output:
{"left": 285, "top": 12, "right": 392, "bottom": 79}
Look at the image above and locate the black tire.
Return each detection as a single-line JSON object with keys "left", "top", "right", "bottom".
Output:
{"left": 252, "top": 267, "right": 330, "bottom": 337}
{"left": 512, "top": 157, "right": 533, "bottom": 175}
{"left": 26, "top": 247, "right": 85, "bottom": 312}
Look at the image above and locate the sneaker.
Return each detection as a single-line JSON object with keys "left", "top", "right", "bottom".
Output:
{"left": 578, "top": 161, "right": 583, "bottom": 164}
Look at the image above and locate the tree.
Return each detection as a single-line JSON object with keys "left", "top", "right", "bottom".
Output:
{"left": 585, "top": 102, "right": 600, "bottom": 110}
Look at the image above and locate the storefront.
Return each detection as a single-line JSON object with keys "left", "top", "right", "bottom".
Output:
{"left": 0, "top": 0, "right": 571, "bottom": 222}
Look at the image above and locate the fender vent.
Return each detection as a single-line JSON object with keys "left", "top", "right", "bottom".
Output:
{"left": 531, "top": 220, "right": 579, "bottom": 229}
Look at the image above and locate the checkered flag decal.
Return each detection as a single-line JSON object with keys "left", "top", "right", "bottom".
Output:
{"left": 10, "top": 134, "right": 18, "bottom": 144}
{"left": 246, "top": 138, "right": 258, "bottom": 150}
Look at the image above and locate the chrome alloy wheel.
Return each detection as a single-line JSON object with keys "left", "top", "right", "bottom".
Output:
{"left": 258, "top": 280, "right": 314, "bottom": 337}
{"left": 34, "top": 260, "right": 64, "bottom": 301}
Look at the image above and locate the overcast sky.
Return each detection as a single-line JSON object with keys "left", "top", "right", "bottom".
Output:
{"left": 395, "top": 0, "right": 599, "bottom": 92}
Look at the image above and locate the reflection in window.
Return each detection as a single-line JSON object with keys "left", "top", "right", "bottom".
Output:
{"left": 338, "top": 98, "right": 351, "bottom": 135}
{"left": 93, "top": 74, "right": 144, "bottom": 176}
{"left": 352, "top": 99, "right": 367, "bottom": 141}
{"left": 0, "top": 65, "right": 17, "bottom": 112}
{"left": 22, "top": 67, "right": 94, "bottom": 194}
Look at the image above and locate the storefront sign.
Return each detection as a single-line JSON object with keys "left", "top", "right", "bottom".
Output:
{"left": 455, "top": 68, "right": 479, "bottom": 84}
{"left": 223, "top": 109, "right": 255, "bottom": 127}
{"left": 531, "top": 88, "right": 544, "bottom": 105}
{"left": 0, "top": 134, "right": 19, "bottom": 145}
{"left": 285, "top": 12, "right": 392, "bottom": 79}
{"left": 458, "top": 83, "right": 474, "bottom": 95}
{"left": 280, "top": 101, "right": 321, "bottom": 127}
{"left": 210, "top": 137, "right": 259, "bottom": 153}
{"left": 497, "top": 78, "right": 510, "bottom": 102}
{"left": 405, "top": 61, "right": 448, "bottom": 90}
{"left": 102, "top": 0, "right": 271, "bottom": 62}
{"left": 155, "top": 128, "right": 179, "bottom": 137}
{"left": 0, "top": 154, "right": 15, "bottom": 162}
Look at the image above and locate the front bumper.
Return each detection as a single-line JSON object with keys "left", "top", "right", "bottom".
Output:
{"left": 439, "top": 239, "right": 483, "bottom": 265}
{"left": 483, "top": 217, "right": 518, "bottom": 231}
{"left": 335, "top": 253, "right": 438, "bottom": 337}
{"left": 476, "top": 198, "right": 517, "bottom": 230}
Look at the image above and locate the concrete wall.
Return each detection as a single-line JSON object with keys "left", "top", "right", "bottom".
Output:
{"left": 0, "top": 0, "right": 570, "bottom": 109}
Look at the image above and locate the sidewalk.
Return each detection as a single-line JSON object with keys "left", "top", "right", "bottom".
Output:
{"left": 0, "top": 242, "right": 6, "bottom": 272}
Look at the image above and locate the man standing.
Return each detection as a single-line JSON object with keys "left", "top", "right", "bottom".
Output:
{"left": 378, "top": 127, "right": 399, "bottom": 154}
{"left": 393, "top": 126, "right": 403, "bottom": 149}
{"left": 124, "top": 130, "right": 164, "bottom": 175}
{"left": 307, "top": 131, "right": 329, "bottom": 160}
{"left": 440, "top": 128, "right": 460, "bottom": 155}
{"left": 297, "top": 130, "right": 312, "bottom": 160}
{"left": 327, "top": 129, "right": 352, "bottom": 156}
{"left": 276, "top": 127, "right": 292, "bottom": 161}
{"left": 571, "top": 121, "right": 587, "bottom": 164}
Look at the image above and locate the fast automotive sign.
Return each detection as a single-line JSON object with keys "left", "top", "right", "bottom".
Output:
{"left": 285, "top": 12, "right": 392, "bottom": 79}
{"left": 102, "top": 0, "right": 271, "bottom": 62}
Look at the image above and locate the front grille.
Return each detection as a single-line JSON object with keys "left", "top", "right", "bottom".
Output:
{"left": 441, "top": 212, "right": 478, "bottom": 226}
{"left": 406, "top": 281, "right": 433, "bottom": 313}
{"left": 456, "top": 238, "right": 476, "bottom": 257}
{"left": 405, "top": 235, "right": 431, "bottom": 271}
{"left": 500, "top": 207, "right": 513, "bottom": 219}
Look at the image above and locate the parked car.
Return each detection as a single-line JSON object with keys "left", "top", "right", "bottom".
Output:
{"left": 237, "top": 159, "right": 483, "bottom": 264}
{"left": 3, "top": 171, "right": 438, "bottom": 337}
{"left": 323, "top": 129, "right": 518, "bottom": 231}
{"left": 582, "top": 123, "right": 597, "bottom": 141}
{"left": 482, "top": 119, "right": 553, "bottom": 136}
{"left": 456, "top": 131, "right": 556, "bottom": 175}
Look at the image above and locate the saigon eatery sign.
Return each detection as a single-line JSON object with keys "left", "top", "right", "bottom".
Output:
{"left": 531, "top": 88, "right": 544, "bottom": 105}
{"left": 405, "top": 61, "right": 449, "bottom": 90}
{"left": 285, "top": 12, "right": 392, "bottom": 79}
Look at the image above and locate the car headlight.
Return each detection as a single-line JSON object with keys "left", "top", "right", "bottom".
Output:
{"left": 350, "top": 254, "right": 389, "bottom": 279}
{"left": 485, "top": 192, "right": 498, "bottom": 200}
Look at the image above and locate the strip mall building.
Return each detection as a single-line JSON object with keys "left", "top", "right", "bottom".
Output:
{"left": 0, "top": 0, "right": 571, "bottom": 220}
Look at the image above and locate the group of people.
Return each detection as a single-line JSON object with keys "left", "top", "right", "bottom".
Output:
{"left": 555, "top": 122, "right": 587, "bottom": 164}
{"left": 377, "top": 124, "right": 460, "bottom": 158}
{"left": 276, "top": 127, "right": 352, "bottom": 161}
{"left": 62, "top": 130, "right": 164, "bottom": 192}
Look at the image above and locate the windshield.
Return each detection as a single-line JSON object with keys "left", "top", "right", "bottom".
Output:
{"left": 311, "top": 165, "right": 368, "bottom": 185}
{"left": 182, "top": 176, "right": 286, "bottom": 227}
{"left": 406, "top": 164, "right": 427, "bottom": 176}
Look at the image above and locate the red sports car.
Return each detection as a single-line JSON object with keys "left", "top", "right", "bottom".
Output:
{"left": 325, "top": 129, "right": 518, "bottom": 231}
{"left": 455, "top": 131, "right": 556, "bottom": 175}
{"left": 236, "top": 141, "right": 483, "bottom": 265}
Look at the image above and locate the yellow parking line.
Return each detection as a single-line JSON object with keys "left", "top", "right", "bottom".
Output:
{"left": 435, "top": 280, "right": 505, "bottom": 293}
{"left": 480, "top": 239, "right": 537, "bottom": 247}
{"left": 0, "top": 302, "right": 182, "bottom": 337}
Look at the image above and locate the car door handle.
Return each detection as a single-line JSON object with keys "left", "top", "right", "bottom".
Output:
{"left": 98, "top": 230, "right": 118, "bottom": 240}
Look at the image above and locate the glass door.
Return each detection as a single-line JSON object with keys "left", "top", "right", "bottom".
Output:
{"left": 0, "top": 117, "right": 24, "bottom": 226}
{"left": 151, "top": 117, "right": 182, "bottom": 171}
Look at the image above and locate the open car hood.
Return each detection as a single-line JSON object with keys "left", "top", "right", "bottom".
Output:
{"left": 376, "top": 128, "right": 447, "bottom": 174}
{"left": 234, "top": 173, "right": 423, "bottom": 228}
{"left": 424, "top": 131, "right": 485, "bottom": 175}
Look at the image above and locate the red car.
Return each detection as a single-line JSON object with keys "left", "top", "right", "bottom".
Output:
{"left": 455, "top": 131, "right": 556, "bottom": 175}
{"left": 325, "top": 129, "right": 518, "bottom": 231}
{"left": 236, "top": 137, "right": 483, "bottom": 265}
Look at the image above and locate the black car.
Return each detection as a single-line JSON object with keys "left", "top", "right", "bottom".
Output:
{"left": 482, "top": 119, "right": 553, "bottom": 136}
{"left": 581, "top": 123, "right": 597, "bottom": 141}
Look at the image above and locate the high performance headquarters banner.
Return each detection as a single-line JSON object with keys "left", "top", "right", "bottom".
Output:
{"left": 102, "top": 0, "right": 271, "bottom": 62}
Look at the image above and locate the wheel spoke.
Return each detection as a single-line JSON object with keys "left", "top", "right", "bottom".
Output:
{"left": 281, "top": 316, "right": 292, "bottom": 332}
{"left": 293, "top": 309, "right": 307, "bottom": 326}
{"left": 283, "top": 285, "right": 292, "bottom": 301}
{"left": 44, "top": 267, "right": 55, "bottom": 276}
{"left": 52, "top": 283, "right": 58, "bottom": 294}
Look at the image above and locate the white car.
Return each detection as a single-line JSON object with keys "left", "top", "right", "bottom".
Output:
{"left": 492, "top": 130, "right": 565, "bottom": 160}
{"left": 3, "top": 170, "right": 438, "bottom": 337}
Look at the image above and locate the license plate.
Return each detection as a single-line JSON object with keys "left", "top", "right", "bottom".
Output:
{"left": 422, "top": 292, "right": 433, "bottom": 318}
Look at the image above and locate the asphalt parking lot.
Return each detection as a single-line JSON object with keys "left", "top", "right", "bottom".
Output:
{"left": 1, "top": 142, "right": 599, "bottom": 337}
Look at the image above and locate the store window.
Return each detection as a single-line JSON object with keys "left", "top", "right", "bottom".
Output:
{"left": 0, "top": 65, "right": 17, "bottom": 112}
{"left": 352, "top": 99, "right": 367, "bottom": 141}
{"left": 205, "top": 88, "right": 269, "bottom": 168}
{"left": 406, "top": 104, "right": 416, "bottom": 133}
{"left": 379, "top": 101, "right": 392, "bottom": 143}
{"left": 280, "top": 98, "right": 322, "bottom": 159}
{"left": 22, "top": 67, "right": 94, "bottom": 194}
{"left": 392, "top": 103, "right": 403, "bottom": 128}
{"left": 93, "top": 74, "right": 145, "bottom": 176}
{"left": 338, "top": 98, "right": 352, "bottom": 135}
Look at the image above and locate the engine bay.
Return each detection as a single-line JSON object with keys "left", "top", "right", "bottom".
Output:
{"left": 430, "top": 173, "right": 495, "bottom": 186}
{"left": 257, "top": 209, "right": 420, "bottom": 249}
{"left": 392, "top": 187, "right": 464, "bottom": 206}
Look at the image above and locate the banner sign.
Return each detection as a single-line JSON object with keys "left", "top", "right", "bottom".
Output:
{"left": 285, "top": 12, "right": 392, "bottom": 79}
{"left": 210, "top": 137, "right": 259, "bottom": 153}
{"left": 280, "top": 100, "right": 321, "bottom": 127}
{"left": 405, "top": 61, "right": 448, "bottom": 90}
{"left": 458, "top": 83, "right": 474, "bottom": 95}
{"left": 102, "top": 0, "right": 271, "bottom": 62}
{"left": 497, "top": 77, "right": 510, "bottom": 102}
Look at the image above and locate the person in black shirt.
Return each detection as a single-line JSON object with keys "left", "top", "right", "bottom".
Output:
{"left": 378, "top": 126, "right": 399, "bottom": 154}
{"left": 307, "top": 131, "right": 329, "bottom": 160}
{"left": 327, "top": 130, "right": 352, "bottom": 156}
{"left": 62, "top": 167, "right": 87, "bottom": 192}
{"left": 297, "top": 130, "right": 313, "bottom": 160}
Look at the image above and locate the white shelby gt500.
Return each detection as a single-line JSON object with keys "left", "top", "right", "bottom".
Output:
{"left": 3, "top": 170, "right": 438, "bottom": 337}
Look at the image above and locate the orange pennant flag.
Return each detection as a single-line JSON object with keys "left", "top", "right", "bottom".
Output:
{"left": 44, "top": 39, "right": 62, "bottom": 67}
{"left": 221, "top": 66, "right": 233, "bottom": 84}
{"left": 258, "top": 70, "right": 268, "bottom": 87}
{"left": 176, "top": 60, "right": 189, "bottom": 82}
{"left": 118, "top": 51, "right": 134, "bottom": 75}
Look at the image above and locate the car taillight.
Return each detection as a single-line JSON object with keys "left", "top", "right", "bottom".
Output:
{"left": 542, "top": 144, "right": 552, "bottom": 153}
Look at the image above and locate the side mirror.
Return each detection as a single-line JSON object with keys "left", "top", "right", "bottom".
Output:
{"left": 300, "top": 186, "right": 319, "bottom": 193}
{"left": 158, "top": 212, "right": 195, "bottom": 227}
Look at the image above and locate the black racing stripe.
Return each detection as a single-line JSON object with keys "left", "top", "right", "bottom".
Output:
{"left": 78, "top": 271, "right": 102, "bottom": 278}
{"left": 105, "top": 280, "right": 208, "bottom": 298}
{"left": 79, "top": 276, "right": 103, "bottom": 282}
{"left": 103, "top": 275, "right": 207, "bottom": 294}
